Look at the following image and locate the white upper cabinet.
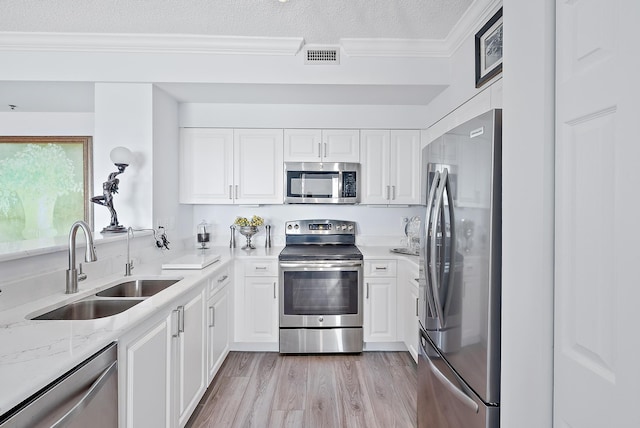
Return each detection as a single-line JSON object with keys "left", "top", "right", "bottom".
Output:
{"left": 179, "top": 128, "right": 233, "bottom": 204}
{"left": 179, "top": 128, "right": 283, "bottom": 204}
{"left": 284, "top": 129, "right": 359, "bottom": 162}
{"left": 361, "top": 129, "right": 421, "bottom": 205}
{"left": 233, "top": 129, "right": 284, "bottom": 204}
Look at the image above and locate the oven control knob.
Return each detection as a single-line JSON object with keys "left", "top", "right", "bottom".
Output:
{"left": 318, "top": 316, "right": 324, "bottom": 322}
{"left": 294, "top": 224, "right": 299, "bottom": 230}
{"left": 348, "top": 224, "right": 354, "bottom": 231}
{"left": 287, "top": 224, "right": 292, "bottom": 230}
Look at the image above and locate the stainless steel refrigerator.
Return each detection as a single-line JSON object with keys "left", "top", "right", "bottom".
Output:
{"left": 417, "top": 109, "right": 501, "bottom": 428}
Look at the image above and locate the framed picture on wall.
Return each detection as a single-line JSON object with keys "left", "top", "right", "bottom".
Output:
{"left": 0, "top": 136, "right": 93, "bottom": 243}
{"left": 475, "top": 7, "right": 503, "bottom": 88}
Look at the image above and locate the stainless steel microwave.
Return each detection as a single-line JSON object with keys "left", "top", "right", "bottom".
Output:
{"left": 284, "top": 162, "right": 360, "bottom": 204}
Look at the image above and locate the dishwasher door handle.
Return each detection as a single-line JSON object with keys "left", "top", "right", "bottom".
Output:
{"left": 51, "top": 360, "right": 117, "bottom": 428}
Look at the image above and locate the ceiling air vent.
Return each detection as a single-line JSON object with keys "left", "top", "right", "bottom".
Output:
{"left": 305, "top": 47, "right": 340, "bottom": 65}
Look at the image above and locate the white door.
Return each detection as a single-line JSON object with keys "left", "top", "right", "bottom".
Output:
{"left": 555, "top": 1, "right": 640, "bottom": 426}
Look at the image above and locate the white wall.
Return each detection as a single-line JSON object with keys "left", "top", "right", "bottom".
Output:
{"left": 0, "top": 112, "right": 94, "bottom": 135}
{"left": 152, "top": 86, "right": 193, "bottom": 240}
{"left": 180, "top": 104, "right": 431, "bottom": 129}
{"left": 500, "top": 1, "right": 555, "bottom": 427}
{"left": 420, "top": 3, "right": 503, "bottom": 130}
{"left": 94, "top": 83, "right": 154, "bottom": 231}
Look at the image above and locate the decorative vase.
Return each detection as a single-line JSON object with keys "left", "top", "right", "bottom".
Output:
{"left": 237, "top": 226, "right": 259, "bottom": 250}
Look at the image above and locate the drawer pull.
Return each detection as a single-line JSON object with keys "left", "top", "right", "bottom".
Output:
{"left": 255, "top": 266, "right": 268, "bottom": 270}
{"left": 218, "top": 274, "right": 229, "bottom": 283}
{"left": 375, "top": 266, "right": 388, "bottom": 270}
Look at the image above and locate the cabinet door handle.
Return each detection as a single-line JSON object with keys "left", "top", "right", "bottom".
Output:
{"left": 318, "top": 142, "right": 322, "bottom": 159}
{"left": 235, "top": 184, "right": 239, "bottom": 199}
{"left": 416, "top": 297, "right": 419, "bottom": 317}
{"left": 391, "top": 185, "right": 396, "bottom": 200}
{"left": 209, "top": 306, "right": 215, "bottom": 328}
{"left": 228, "top": 185, "right": 233, "bottom": 200}
{"left": 386, "top": 185, "right": 390, "bottom": 200}
{"left": 323, "top": 142, "right": 327, "bottom": 158}
{"left": 177, "top": 305, "right": 185, "bottom": 334}
{"left": 366, "top": 282, "right": 369, "bottom": 299}
{"left": 172, "top": 309, "right": 180, "bottom": 338}
{"left": 273, "top": 282, "right": 277, "bottom": 299}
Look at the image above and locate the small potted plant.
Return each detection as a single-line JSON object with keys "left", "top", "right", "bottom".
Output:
{"left": 234, "top": 215, "right": 264, "bottom": 249}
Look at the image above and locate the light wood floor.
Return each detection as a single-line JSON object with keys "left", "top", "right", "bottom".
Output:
{"left": 186, "top": 351, "right": 417, "bottom": 428}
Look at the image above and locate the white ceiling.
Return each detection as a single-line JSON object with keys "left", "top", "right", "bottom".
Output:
{"left": 0, "top": 0, "right": 473, "bottom": 45}
{"left": 0, "top": 0, "right": 478, "bottom": 111}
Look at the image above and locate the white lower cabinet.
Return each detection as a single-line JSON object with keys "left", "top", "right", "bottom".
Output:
{"left": 120, "top": 312, "right": 172, "bottom": 428}
{"left": 363, "top": 260, "right": 397, "bottom": 343}
{"left": 206, "top": 271, "right": 231, "bottom": 383}
{"left": 119, "top": 279, "right": 208, "bottom": 428}
{"left": 398, "top": 260, "right": 420, "bottom": 363}
{"left": 234, "top": 259, "right": 279, "bottom": 344}
{"left": 174, "top": 288, "right": 207, "bottom": 428}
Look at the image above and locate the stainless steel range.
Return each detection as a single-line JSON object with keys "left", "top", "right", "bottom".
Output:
{"left": 279, "top": 219, "right": 363, "bottom": 354}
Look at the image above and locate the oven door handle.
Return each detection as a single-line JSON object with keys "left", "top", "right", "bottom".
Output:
{"left": 279, "top": 261, "right": 363, "bottom": 269}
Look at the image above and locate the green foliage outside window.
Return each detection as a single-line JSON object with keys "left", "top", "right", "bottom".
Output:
{"left": 0, "top": 137, "right": 92, "bottom": 243}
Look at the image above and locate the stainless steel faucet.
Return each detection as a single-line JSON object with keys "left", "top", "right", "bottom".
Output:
{"left": 66, "top": 220, "right": 98, "bottom": 294}
{"left": 125, "top": 227, "right": 134, "bottom": 276}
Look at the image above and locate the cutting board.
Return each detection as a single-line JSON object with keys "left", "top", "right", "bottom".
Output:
{"left": 162, "top": 253, "right": 221, "bottom": 270}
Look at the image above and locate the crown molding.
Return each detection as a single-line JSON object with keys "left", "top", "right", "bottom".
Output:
{"left": 0, "top": 32, "right": 305, "bottom": 55}
{"left": 340, "top": 0, "right": 502, "bottom": 58}
{"left": 444, "top": 0, "right": 502, "bottom": 54}
{"left": 0, "top": 0, "right": 501, "bottom": 58}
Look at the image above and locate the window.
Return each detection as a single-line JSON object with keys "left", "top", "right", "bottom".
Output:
{"left": 0, "top": 136, "right": 93, "bottom": 244}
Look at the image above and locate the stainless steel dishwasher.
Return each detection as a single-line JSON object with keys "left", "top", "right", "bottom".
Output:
{"left": 0, "top": 342, "right": 117, "bottom": 428}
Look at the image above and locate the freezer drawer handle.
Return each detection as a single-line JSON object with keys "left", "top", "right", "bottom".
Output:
{"left": 51, "top": 360, "right": 117, "bottom": 428}
{"left": 426, "top": 356, "right": 479, "bottom": 414}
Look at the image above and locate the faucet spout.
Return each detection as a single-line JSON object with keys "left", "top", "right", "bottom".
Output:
{"left": 66, "top": 220, "right": 97, "bottom": 294}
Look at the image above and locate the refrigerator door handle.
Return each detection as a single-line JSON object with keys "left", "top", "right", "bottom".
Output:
{"left": 442, "top": 168, "right": 457, "bottom": 317}
{"left": 429, "top": 168, "right": 448, "bottom": 328}
{"left": 424, "top": 171, "right": 440, "bottom": 320}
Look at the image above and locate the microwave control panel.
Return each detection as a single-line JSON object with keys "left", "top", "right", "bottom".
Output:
{"left": 342, "top": 172, "right": 357, "bottom": 197}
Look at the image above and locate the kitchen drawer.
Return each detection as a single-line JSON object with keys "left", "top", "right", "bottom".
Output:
{"left": 244, "top": 259, "right": 278, "bottom": 276}
{"left": 364, "top": 260, "right": 397, "bottom": 277}
{"left": 208, "top": 266, "right": 231, "bottom": 294}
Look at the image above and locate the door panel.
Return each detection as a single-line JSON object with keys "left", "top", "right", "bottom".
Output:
{"left": 555, "top": 0, "right": 640, "bottom": 426}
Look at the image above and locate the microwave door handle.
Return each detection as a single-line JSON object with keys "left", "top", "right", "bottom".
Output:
{"left": 424, "top": 171, "right": 440, "bottom": 319}
{"left": 429, "top": 169, "right": 448, "bottom": 329}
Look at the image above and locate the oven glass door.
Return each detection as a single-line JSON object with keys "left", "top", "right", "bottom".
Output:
{"left": 280, "top": 263, "right": 363, "bottom": 328}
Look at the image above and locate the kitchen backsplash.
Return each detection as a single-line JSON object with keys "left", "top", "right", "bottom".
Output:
{"left": 192, "top": 204, "right": 426, "bottom": 248}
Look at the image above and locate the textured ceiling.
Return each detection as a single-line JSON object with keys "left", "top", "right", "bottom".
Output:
{"left": 0, "top": 0, "right": 473, "bottom": 44}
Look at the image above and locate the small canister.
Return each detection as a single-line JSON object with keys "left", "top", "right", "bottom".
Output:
{"left": 230, "top": 225, "right": 236, "bottom": 248}
{"left": 265, "top": 225, "right": 272, "bottom": 248}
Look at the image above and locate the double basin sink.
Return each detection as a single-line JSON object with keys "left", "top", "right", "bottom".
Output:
{"left": 31, "top": 278, "right": 182, "bottom": 321}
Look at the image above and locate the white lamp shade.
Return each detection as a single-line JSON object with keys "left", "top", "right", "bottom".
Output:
{"left": 110, "top": 146, "right": 133, "bottom": 166}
